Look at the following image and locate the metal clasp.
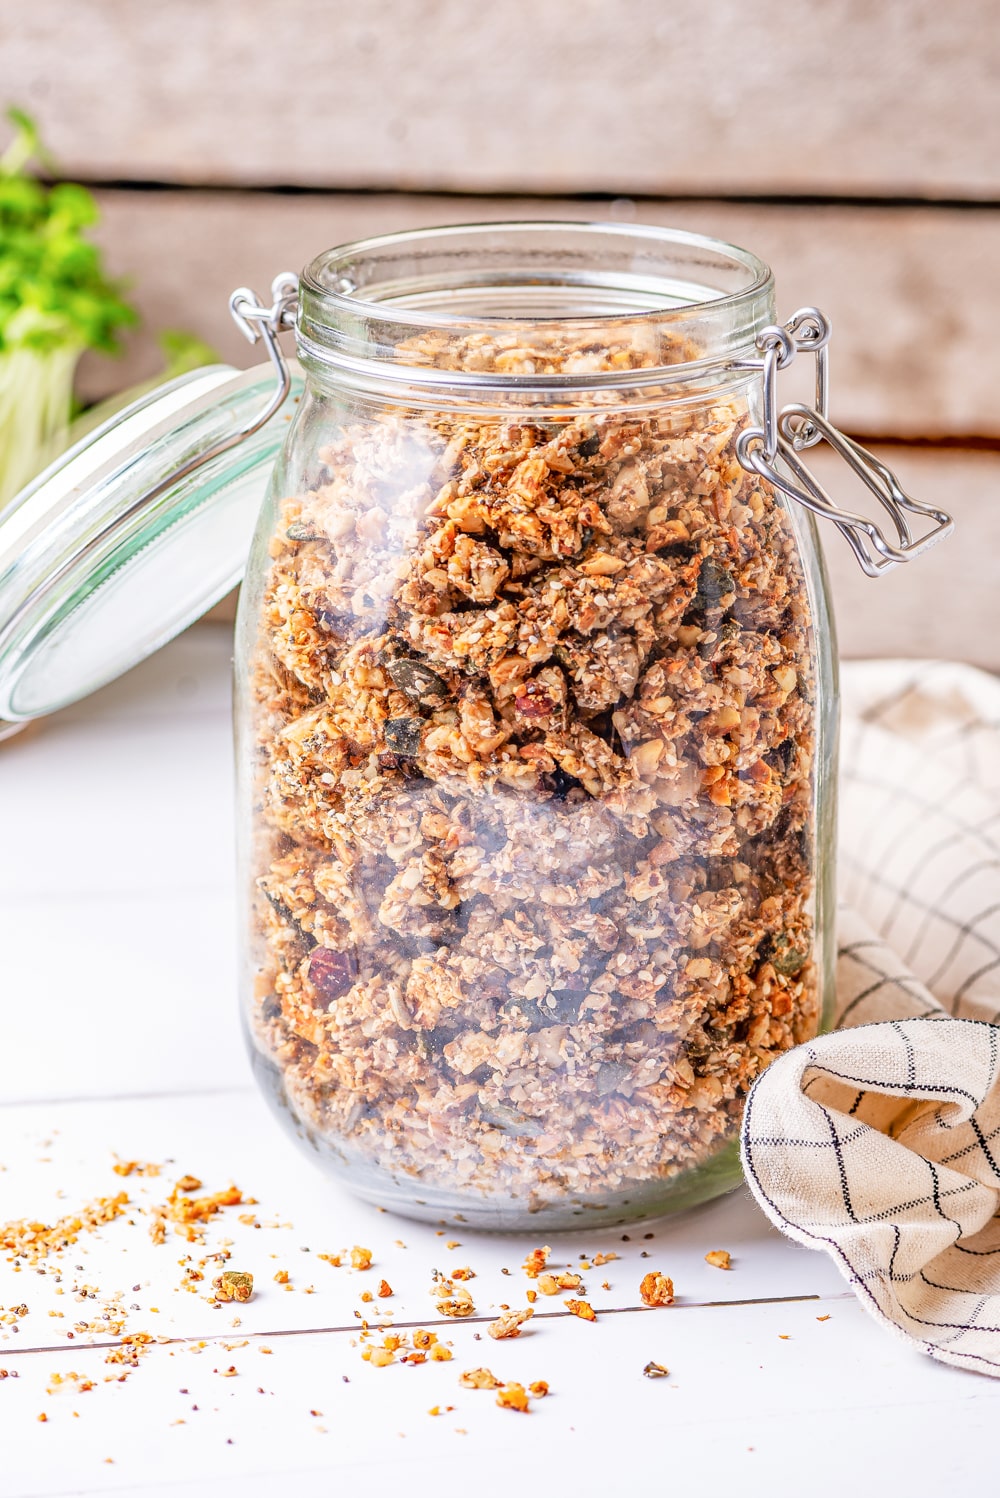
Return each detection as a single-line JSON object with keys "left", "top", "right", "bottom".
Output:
{"left": 734, "top": 308, "right": 954, "bottom": 576}
{"left": 227, "top": 273, "right": 299, "bottom": 434}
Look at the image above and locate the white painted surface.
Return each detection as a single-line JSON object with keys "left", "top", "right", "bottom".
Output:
{"left": 2, "top": 625, "right": 998, "bottom": 1497}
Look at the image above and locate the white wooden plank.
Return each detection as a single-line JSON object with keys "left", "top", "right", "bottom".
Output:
{"left": 0, "top": 1291, "right": 992, "bottom": 1497}
{"left": 0, "top": 1085, "right": 957, "bottom": 1498}
{"left": 0, "top": 1090, "right": 846, "bottom": 1349}
{"left": 76, "top": 190, "right": 1000, "bottom": 440}
{"left": 4, "top": 0, "right": 998, "bottom": 197}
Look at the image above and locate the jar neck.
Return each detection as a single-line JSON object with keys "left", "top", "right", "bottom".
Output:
{"left": 295, "top": 222, "right": 775, "bottom": 404}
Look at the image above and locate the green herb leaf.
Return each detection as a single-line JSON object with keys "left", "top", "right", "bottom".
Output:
{"left": 0, "top": 107, "right": 137, "bottom": 356}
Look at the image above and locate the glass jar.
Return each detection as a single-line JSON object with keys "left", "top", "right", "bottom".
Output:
{"left": 231, "top": 223, "right": 950, "bottom": 1231}
{"left": 0, "top": 222, "right": 949, "bottom": 1228}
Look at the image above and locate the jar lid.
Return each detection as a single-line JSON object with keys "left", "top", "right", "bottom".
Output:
{"left": 0, "top": 360, "right": 303, "bottom": 733}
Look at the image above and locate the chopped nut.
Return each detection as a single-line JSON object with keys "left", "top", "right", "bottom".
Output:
{"left": 643, "top": 1360, "right": 669, "bottom": 1379}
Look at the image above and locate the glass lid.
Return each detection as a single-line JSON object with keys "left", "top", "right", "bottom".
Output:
{"left": 0, "top": 359, "right": 303, "bottom": 733}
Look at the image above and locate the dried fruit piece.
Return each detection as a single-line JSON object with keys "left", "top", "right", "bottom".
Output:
{"left": 307, "top": 949, "right": 355, "bottom": 1002}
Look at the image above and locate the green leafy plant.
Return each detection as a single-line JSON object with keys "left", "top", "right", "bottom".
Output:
{"left": 0, "top": 107, "right": 137, "bottom": 506}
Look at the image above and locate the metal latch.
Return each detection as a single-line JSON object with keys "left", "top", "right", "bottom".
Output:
{"left": 734, "top": 309, "right": 954, "bottom": 577}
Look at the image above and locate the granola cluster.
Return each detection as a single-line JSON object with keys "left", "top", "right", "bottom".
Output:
{"left": 242, "top": 319, "right": 820, "bottom": 1221}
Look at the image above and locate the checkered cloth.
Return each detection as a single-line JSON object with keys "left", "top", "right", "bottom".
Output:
{"left": 741, "top": 659, "right": 1000, "bottom": 1376}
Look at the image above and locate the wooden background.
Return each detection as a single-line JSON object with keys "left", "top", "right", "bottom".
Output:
{"left": 2, "top": 0, "right": 996, "bottom": 663}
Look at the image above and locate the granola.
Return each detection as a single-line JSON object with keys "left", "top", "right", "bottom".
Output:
{"left": 242, "top": 316, "right": 821, "bottom": 1225}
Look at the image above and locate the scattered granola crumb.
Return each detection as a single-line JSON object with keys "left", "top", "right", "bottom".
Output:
{"left": 592, "top": 1252, "right": 618, "bottom": 1267}
{"left": 0, "top": 1193, "right": 129, "bottom": 1264}
{"left": 564, "top": 1299, "right": 597, "bottom": 1322}
{"left": 816, "top": 1315, "right": 831, "bottom": 1322}
{"left": 213, "top": 1271, "right": 254, "bottom": 1304}
{"left": 643, "top": 1360, "right": 669, "bottom": 1379}
{"left": 273, "top": 1270, "right": 289, "bottom": 1285}
{"left": 639, "top": 1272, "right": 674, "bottom": 1307}
{"left": 704, "top": 1250, "right": 731, "bottom": 1270}
{"left": 537, "top": 1272, "right": 582, "bottom": 1296}
{"left": 488, "top": 1306, "right": 534, "bottom": 1340}
{"left": 350, "top": 1246, "right": 373, "bottom": 1271}
{"left": 377, "top": 1279, "right": 393, "bottom": 1298}
{"left": 522, "top": 1246, "right": 552, "bottom": 1279}
{"left": 111, "top": 1158, "right": 162, "bottom": 1178}
{"left": 528, "top": 1380, "right": 549, "bottom": 1397}
{"left": 496, "top": 1382, "right": 531, "bottom": 1413}
{"left": 459, "top": 1367, "right": 503, "bottom": 1390}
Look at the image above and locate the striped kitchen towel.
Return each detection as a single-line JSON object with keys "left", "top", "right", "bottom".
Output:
{"left": 741, "top": 659, "right": 1000, "bottom": 1377}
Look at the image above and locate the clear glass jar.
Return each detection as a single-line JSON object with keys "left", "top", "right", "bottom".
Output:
{"left": 235, "top": 223, "right": 843, "bottom": 1230}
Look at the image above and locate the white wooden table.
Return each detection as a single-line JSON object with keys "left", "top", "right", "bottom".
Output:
{"left": 3, "top": 625, "right": 998, "bottom": 1498}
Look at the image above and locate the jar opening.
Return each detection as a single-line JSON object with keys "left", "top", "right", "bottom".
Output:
{"left": 297, "top": 222, "right": 775, "bottom": 390}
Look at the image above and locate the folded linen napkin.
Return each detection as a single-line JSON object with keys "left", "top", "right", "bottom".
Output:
{"left": 741, "top": 659, "right": 1000, "bottom": 1376}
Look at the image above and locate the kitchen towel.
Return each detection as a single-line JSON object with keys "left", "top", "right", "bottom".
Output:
{"left": 741, "top": 659, "right": 1000, "bottom": 1377}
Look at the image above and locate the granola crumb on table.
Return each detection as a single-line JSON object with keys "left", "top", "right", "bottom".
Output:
{"left": 245, "top": 314, "right": 820, "bottom": 1220}
{"left": 639, "top": 1272, "right": 674, "bottom": 1307}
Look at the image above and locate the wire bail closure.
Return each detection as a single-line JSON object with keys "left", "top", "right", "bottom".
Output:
{"left": 227, "top": 273, "right": 299, "bottom": 431}
{"left": 735, "top": 308, "right": 953, "bottom": 577}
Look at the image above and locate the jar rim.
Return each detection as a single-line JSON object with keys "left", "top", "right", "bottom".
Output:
{"left": 297, "top": 221, "right": 776, "bottom": 389}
